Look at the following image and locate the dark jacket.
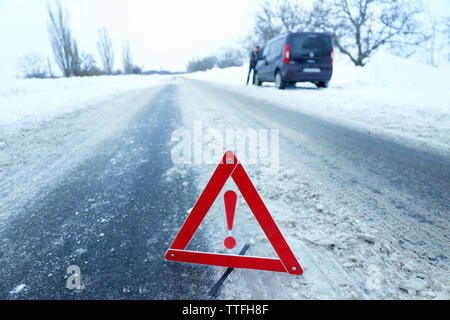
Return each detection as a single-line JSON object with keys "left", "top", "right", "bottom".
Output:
{"left": 249, "top": 51, "right": 261, "bottom": 68}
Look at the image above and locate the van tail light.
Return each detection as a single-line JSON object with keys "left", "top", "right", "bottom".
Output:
{"left": 283, "top": 44, "right": 290, "bottom": 64}
{"left": 331, "top": 46, "right": 334, "bottom": 65}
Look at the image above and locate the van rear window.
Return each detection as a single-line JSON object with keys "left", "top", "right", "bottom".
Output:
{"left": 290, "top": 35, "right": 331, "bottom": 57}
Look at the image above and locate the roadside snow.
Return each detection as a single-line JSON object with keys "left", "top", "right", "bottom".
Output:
{"left": 0, "top": 74, "right": 172, "bottom": 127}
{"left": 186, "top": 50, "right": 450, "bottom": 154}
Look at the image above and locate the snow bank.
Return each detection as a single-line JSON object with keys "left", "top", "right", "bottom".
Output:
{"left": 0, "top": 74, "right": 172, "bottom": 126}
{"left": 186, "top": 50, "right": 450, "bottom": 153}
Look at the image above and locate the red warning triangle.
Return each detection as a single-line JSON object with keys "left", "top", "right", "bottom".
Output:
{"left": 165, "top": 150, "right": 303, "bottom": 275}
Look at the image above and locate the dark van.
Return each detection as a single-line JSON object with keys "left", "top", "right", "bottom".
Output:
{"left": 254, "top": 32, "right": 333, "bottom": 89}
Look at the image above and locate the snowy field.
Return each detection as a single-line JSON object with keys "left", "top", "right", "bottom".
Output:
{"left": 186, "top": 50, "right": 450, "bottom": 155}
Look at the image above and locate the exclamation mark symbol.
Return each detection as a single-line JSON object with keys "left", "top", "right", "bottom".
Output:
{"left": 224, "top": 190, "right": 237, "bottom": 249}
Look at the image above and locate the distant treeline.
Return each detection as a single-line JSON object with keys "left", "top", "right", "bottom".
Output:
{"left": 186, "top": 48, "right": 245, "bottom": 73}
{"left": 142, "top": 70, "right": 188, "bottom": 76}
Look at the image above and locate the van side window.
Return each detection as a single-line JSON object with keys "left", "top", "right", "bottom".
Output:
{"left": 271, "top": 38, "right": 284, "bottom": 58}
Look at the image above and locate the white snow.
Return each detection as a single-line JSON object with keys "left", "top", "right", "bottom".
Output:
{"left": 186, "top": 50, "right": 450, "bottom": 154}
{"left": 0, "top": 74, "right": 171, "bottom": 127}
{"left": 9, "top": 284, "right": 28, "bottom": 295}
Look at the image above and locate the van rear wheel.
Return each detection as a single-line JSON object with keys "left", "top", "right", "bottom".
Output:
{"left": 316, "top": 81, "right": 329, "bottom": 88}
{"left": 275, "top": 71, "right": 285, "bottom": 89}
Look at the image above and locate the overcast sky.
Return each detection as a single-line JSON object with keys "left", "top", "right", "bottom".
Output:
{"left": 0, "top": 0, "right": 449, "bottom": 78}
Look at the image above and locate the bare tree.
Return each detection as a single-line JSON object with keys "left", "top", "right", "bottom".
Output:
{"left": 415, "top": 15, "right": 450, "bottom": 66}
{"left": 79, "top": 53, "right": 102, "bottom": 76}
{"left": 248, "top": 0, "right": 325, "bottom": 49}
{"left": 47, "top": 1, "right": 76, "bottom": 77}
{"left": 17, "top": 53, "right": 47, "bottom": 78}
{"left": 253, "top": 1, "right": 283, "bottom": 44}
{"left": 276, "top": 0, "right": 311, "bottom": 32}
{"left": 186, "top": 56, "right": 217, "bottom": 72}
{"left": 446, "top": 16, "right": 450, "bottom": 62}
{"left": 419, "top": 17, "right": 441, "bottom": 66}
{"left": 97, "top": 26, "right": 114, "bottom": 75}
{"left": 328, "top": 0, "right": 426, "bottom": 66}
{"left": 216, "top": 48, "right": 245, "bottom": 68}
{"left": 46, "top": 57, "right": 55, "bottom": 78}
{"left": 122, "top": 40, "right": 133, "bottom": 74}
{"left": 309, "top": 0, "right": 333, "bottom": 31}
{"left": 71, "top": 39, "right": 81, "bottom": 76}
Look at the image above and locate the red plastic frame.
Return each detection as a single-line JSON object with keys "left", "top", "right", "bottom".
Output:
{"left": 165, "top": 151, "right": 303, "bottom": 275}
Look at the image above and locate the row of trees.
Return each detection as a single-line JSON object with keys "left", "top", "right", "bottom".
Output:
{"left": 247, "top": 0, "right": 449, "bottom": 67}
{"left": 19, "top": 1, "right": 138, "bottom": 79}
{"left": 186, "top": 48, "right": 245, "bottom": 72}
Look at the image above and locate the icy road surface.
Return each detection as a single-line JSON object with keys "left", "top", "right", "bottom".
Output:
{"left": 0, "top": 84, "right": 214, "bottom": 299}
{"left": 0, "top": 77, "right": 448, "bottom": 299}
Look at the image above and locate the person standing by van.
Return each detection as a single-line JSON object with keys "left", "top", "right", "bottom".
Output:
{"left": 246, "top": 45, "right": 261, "bottom": 85}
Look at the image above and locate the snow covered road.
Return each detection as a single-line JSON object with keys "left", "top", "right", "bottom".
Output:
{"left": 0, "top": 76, "right": 448, "bottom": 299}
{"left": 0, "top": 83, "right": 214, "bottom": 299}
